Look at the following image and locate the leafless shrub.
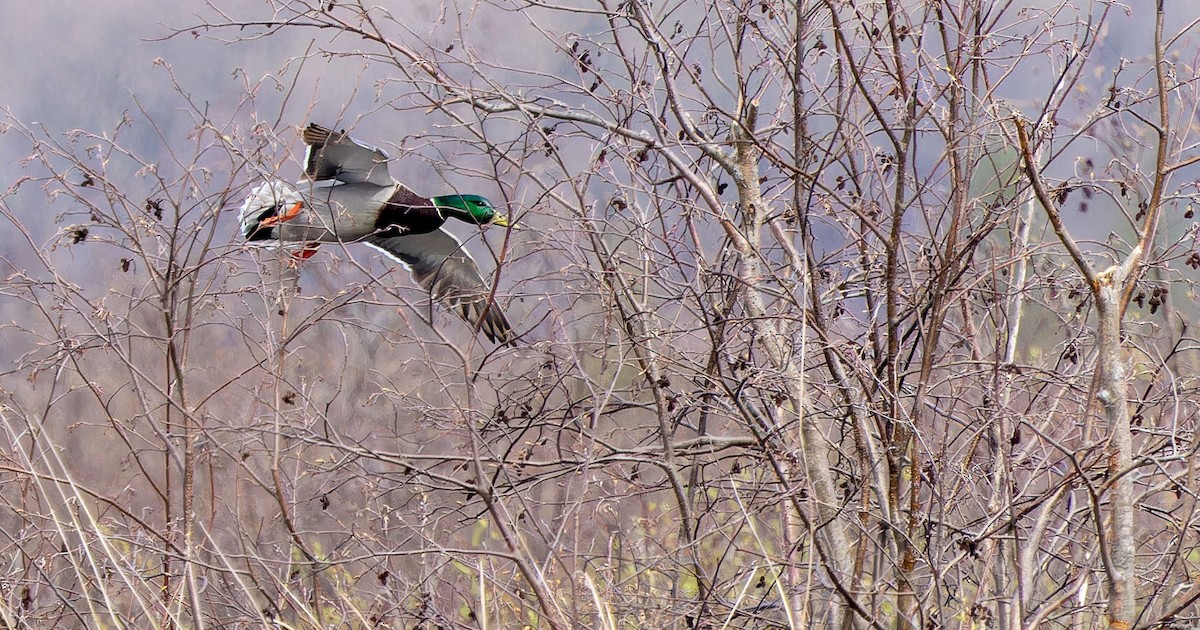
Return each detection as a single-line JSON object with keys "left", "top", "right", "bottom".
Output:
{"left": 4, "top": 2, "right": 1200, "bottom": 629}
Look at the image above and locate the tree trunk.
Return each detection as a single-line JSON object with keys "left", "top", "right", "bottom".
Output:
{"left": 727, "top": 102, "right": 853, "bottom": 625}
{"left": 1096, "top": 277, "right": 1135, "bottom": 628}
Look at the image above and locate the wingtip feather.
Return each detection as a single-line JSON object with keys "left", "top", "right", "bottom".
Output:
{"left": 302, "top": 123, "right": 335, "bottom": 146}
{"left": 479, "top": 302, "right": 517, "bottom": 347}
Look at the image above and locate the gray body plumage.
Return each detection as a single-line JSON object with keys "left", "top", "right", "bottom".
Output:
{"left": 241, "top": 180, "right": 399, "bottom": 243}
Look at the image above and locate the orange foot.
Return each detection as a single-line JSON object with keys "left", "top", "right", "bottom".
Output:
{"left": 259, "top": 201, "right": 304, "bottom": 228}
{"left": 290, "top": 243, "right": 320, "bottom": 260}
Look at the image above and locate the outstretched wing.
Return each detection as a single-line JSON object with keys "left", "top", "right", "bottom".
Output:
{"left": 302, "top": 123, "right": 392, "bottom": 187}
{"left": 363, "top": 231, "right": 516, "bottom": 346}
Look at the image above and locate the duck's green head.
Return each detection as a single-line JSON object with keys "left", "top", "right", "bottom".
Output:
{"left": 433, "top": 194, "right": 513, "bottom": 227}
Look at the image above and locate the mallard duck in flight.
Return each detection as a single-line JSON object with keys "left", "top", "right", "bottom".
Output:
{"left": 240, "top": 124, "right": 516, "bottom": 346}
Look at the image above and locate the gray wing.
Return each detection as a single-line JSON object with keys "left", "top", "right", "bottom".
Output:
{"left": 364, "top": 231, "right": 516, "bottom": 346}
{"left": 302, "top": 124, "right": 393, "bottom": 187}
